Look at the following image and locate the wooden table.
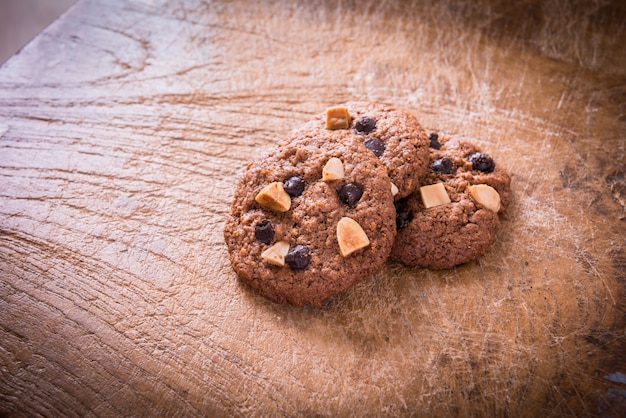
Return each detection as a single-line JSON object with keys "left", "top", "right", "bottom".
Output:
{"left": 1, "top": 0, "right": 625, "bottom": 416}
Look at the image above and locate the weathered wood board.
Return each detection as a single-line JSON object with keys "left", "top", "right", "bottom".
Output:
{"left": 1, "top": 0, "right": 625, "bottom": 416}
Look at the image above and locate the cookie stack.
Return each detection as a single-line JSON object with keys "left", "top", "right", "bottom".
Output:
{"left": 224, "top": 102, "right": 511, "bottom": 306}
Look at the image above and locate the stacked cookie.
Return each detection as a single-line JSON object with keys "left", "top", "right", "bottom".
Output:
{"left": 224, "top": 102, "right": 511, "bottom": 306}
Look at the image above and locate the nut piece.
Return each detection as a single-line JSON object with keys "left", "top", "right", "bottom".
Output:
{"left": 322, "top": 157, "right": 345, "bottom": 181}
{"left": 325, "top": 106, "right": 351, "bottom": 130}
{"left": 261, "top": 240, "right": 290, "bottom": 266}
{"left": 391, "top": 182, "right": 399, "bottom": 196}
{"left": 469, "top": 184, "right": 501, "bottom": 212}
{"left": 337, "top": 217, "right": 370, "bottom": 257}
{"left": 420, "top": 182, "right": 451, "bottom": 209}
{"left": 255, "top": 182, "right": 291, "bottom": 212}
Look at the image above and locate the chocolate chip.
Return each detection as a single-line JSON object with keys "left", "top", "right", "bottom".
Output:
{"left": 283, "top": 176, "right": 305, "bottom": 196}
{"left": 431, "top": 157, "right": 456, "bottom": 174}
{"left": 394, "top": 199, "right": 413, "bottom": 230}
{"left": 467, "top": 152, "right": 495, "bottom": 173}
{"left": 354, "top": 116, "right": 376, "bottom": 134}
{"left": 337, "top": 183, "right": 364, "bottom": 207}
{"left": 254, "top": 219, "right": 274, "bottom": 244}
{"left": 429, "top": 133, "right": 441, "bottom": 149}
{"left": 364, "top": 137, "right": 385, "bottom": 157}
{"left": 285, "top": 244, "right": 311, "bottom": 270}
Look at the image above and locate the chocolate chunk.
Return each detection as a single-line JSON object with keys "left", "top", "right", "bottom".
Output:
{"left": 285, "top": 244, "right": 311, "bottom": 270}
{"left": 467, "top": 152, "right": 495, "bottom": 173}
{"left": 284, "top": 176, "right": 305, "bottom": 196}
{"left": 354, "top": 116, "right": 376, "bottom": 134}
{"left": 429, "top": 133, "right": 441, "bottom": 149}
{"left": 394, "top": 199, "right": 413, "bottom": 230}
{"left": 431, "top": 157, "right": 456, "bottom": 174}
{"left": 255, "top": 219, "right": 275, "bottom": 244}
{"left": 337, "top": 183, "right": 364, "bottom": 207}
{"left": 364, "top": 137, "right": 386, "bottom": 157}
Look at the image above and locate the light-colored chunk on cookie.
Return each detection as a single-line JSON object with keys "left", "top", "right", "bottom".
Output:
{"left": 325, "top": 106, "right": 351, "bottom": 130}
{"left": 337, "top": 217, "right": 370, "bottom": 257}
{"left": 420, "top": 182, "right": 451, "bottom": 209}
{"left": 255, "top": 182, "right": 291, "bottom": 212}
{"left": 261, "top": 241, "right": 290, "bottom": 266}
{"left": 322, "top": 157, "right": 345, "bottom": 181}
{"left": 469, "top": 184, "right": 501, "bottom": 212}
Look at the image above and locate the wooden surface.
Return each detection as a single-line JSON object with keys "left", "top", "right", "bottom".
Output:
{"left": 1, "top": 0, "right": 625, "bottom": 416}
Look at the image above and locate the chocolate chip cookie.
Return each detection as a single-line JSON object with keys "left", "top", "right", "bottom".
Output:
{"left": 390, "top": 134, "right": 512, "bottom": 269}
{"left": 291, "top": 102, "right": 430, "bottom": 200}
{"left": 224, "top": 128, "right": 397, "bottom": 306}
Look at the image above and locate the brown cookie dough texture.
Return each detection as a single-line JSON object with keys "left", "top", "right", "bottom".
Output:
{"left": 291, "top": 102, "right": 430, "bottom": 200}
{"left": 390, "top": 135, "right": 511, "bottom": 269}
{"left": 224, "top": 129, "right": 397, "bottom": 306}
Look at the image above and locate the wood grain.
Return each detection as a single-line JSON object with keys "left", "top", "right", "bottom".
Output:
{"left": 1, "top": 0, "right": 625, "bottom": 416}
